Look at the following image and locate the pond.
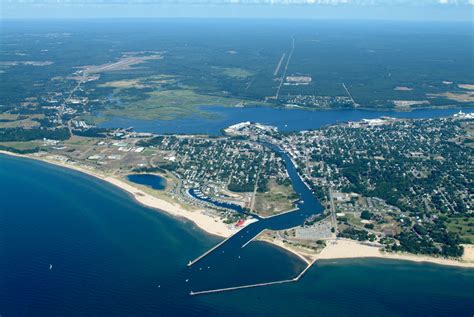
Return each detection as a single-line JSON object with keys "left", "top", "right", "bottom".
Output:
{"left": 127, "top": 174, "right": 167, "bottom": 190}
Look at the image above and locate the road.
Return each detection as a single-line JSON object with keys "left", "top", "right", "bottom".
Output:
{"left": 275, "top": 37, "right": 295, "bottom": 99}
{"left": 342, "top": 82, "right": 358, "bottom": 107}
{"left": 273, "top": 53, "right": 286, "bottom": 76}
{"left": 328, "top": 188, "right": 338, "bottom": 238}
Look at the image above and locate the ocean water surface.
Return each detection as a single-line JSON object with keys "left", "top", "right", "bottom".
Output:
{"left": 1, "top": 154, "right": 473, "bottom": 316}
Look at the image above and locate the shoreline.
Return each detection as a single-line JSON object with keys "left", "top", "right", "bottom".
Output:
{"left": 265, "top": 237, "right": 474, "bottom": 269}
{"left": 0, "top": 150, "right": 235, "bottom": 238}
{"left": 258, "top": 235, "right": 316, "bottom": 265}
{"left": 2, "top": 150, "right": 473, "bottom": 269}
{"left": 317, "top": 239, "right": 474, "bottom": 268}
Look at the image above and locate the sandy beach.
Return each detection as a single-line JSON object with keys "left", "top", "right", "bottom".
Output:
{"left": 2, "top": 150, "right": 473, "bottom": 269}
{"left": 257, "top": 232, "right": 317, "bottom": 264}
{"left": 257, "top": 232, "right": 474, "bottom": 269}
{"left": 316, "top": 239, "right": 474, "bottom": 268}
{"left": 0, "top": 151, "right": 235, "bottom": 238}
{"left": 104, "top": 177, "right": 235, "bottom": 237}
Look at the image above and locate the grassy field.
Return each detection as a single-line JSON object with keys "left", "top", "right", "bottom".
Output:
{"left": 0, "top": 141, "right": 42, "bottom": 150}
{"left": 99, "top": 78, "right": 146, "bottom": 89}
{"left": 214, "top": 67, "right": 254, "bottom": 79}
{"left": 98, "top": 75, "right": 177, "bottom": 90}
{"left": 103, "top": 89, "right": 248, "bottom": 120}
{"left": 0, "top": 114, "right": 43, "bottom": 129}
{"left": 254, "top": 180, "right": 296, "bottom": 217}
{"left": 0, "top": 114, "right": 20, "bottom": 121}
{"left": 428, "top": 91, "right": 474, "bottom": 103}
{"left": 447, "top": 216, "right": 474, "bottom": 244}
{"left": 77, "top": 114, "right": 108, "bottom": 125}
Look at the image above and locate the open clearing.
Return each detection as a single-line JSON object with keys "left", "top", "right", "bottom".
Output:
{"left": 80, "top": 54, "right": 162, "bottom": 74}
{"left": 0, "top": 114, "right": 43, "bottom": 129}
{"left": 254, "top": 180, "right": 297, "bottom": 217}
{"left": 214, "top": 67, "right": 254, "bottom": 79}
{"left": 99, "top": 75, "right": 177, "bottom": 90}
{"left": 429, "top": 91, "right": 474, "bottom": 103}
{"left": 458, "top": 84, "right": 474, "bottom": 91}
{"left": 0, "top": 141, "right": 42, "bottom": 151}
{"left": 103, "top": 89, "right": 248, "bottom": 120}
{"left": 447, "top": 217, "right": 474, "bottom": 243}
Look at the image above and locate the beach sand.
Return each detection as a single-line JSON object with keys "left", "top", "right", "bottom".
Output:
{"left": 104, "top": 177, "right": 235, "bottom": 237}
{"left": 2, "top": 150, "right": 473, "bottom": 269}
{"left": 315, "top": 239, "right": 473, "bottom": 268}
{"left": 259, "top": 236, "right": 317, "bottom": 265}
{"left": 0, "top": 151, "right": 235, "bottom": 237}
{"left": 257, "top": 231, "right": 473, "bottom": 269}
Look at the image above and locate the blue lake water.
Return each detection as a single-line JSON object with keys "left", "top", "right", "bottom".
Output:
{"left": 99, "top": 106, "right": 473, "bottom": 134}
{"left": 127, "top": 174, "right": 167, "bottom": 190}
{"left": 1, "top": 154, "right": 474, "bottom": 316}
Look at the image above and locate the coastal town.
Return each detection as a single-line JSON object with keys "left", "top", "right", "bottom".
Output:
{"left": 0, "top": 39, "right": 472, "bottom": 262}
{"left": 2, "top": 4, "right": 474, "bottom": 314}
{"left": 1, "top": 111, "right": 473, "bottom": 266}
{"left": 228, "top": 114, "right": 473, "bottom": 259}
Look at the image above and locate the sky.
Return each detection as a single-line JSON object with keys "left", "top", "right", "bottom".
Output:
{"left": 1, "top": 0, "right": 473, "bottom": 21}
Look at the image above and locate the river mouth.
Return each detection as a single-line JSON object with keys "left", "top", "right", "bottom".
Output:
{"left": 185, "top": 143, "right": 325, "bottom": 292}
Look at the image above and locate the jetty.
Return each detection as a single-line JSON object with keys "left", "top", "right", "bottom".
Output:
{"left": 187, "top": 143, "right": 321, "bottom": 295}
{"left": 241, "top": 229, "right": 265, "bottom": 248}
{"left": 187, "top": 230, "right": 240, "bottom": 267}
{"left": 190, "top": 279, "right": 296, "bottom": 296}
{"left": 190, "top": 257, "right": 317, "bottom": 296}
